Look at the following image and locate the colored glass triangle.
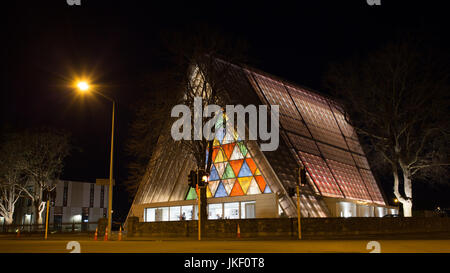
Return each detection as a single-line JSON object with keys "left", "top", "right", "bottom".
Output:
{"left": 212, "top": 147, "right": 219, "bottom": 162}
{"left": 206, "top": 186, "right": 212, "bottom": 198}
{"left": 222, "top": 163, "right": 236, "bottom": 179}
{"left": 209, "top": 164, "right": 220, "bottom": 181}
{"left": 237, "top": 141, "right": 248, "bottom": 157}
{"left": 185, "top": 187, "right": 198, "bottom": 200}
{"left": 214, "top": 148, "right": 226, "bottom": 163}
{"left": 222, "top": 143, "right": 235, "bottom": 160}
{"left": 222, "top": 179, "right": 235, "bottom": 195}
{"left": 263, "top": 185, "right": 272, "bottom": 193}
{"left": 208, "top": 181, "right": 220, "bottom": 197}
{"left": 247, "top": 177, "right": 261, "bottom": 195}
{"left": 214, "top": 182, "right": 227, "bottom": 197}
{"left": 216, "top": 128, "right": 226, "bottom": 144}
{"left": 215, "top": 114, "right": 224, "bottom": 129}
{"left": 213, "top": 138, "right": 220, "bottom": 147}
{"left": 245, "top": 158, "right": 257, "bottom": 175}
{"left": 215, "top": 162, "right": 226, "bottom": 178}
{"left": 238, "top": 161, "right": 252, "bottom": 177}
{"left": 238, "top": 177, "right": 252, "bottom": 194}
{"left": 230, "top": 181, "right": 244, "bottom": 196}
{"left": 254, "top": 168, "right": 261, "bottom": 175}
{"left": 230, "top": 144, "right": 244, "bottom": 160}
{"left": 255, "top": 175, "right": 266, "bottom": 193}
{"left": 229, "top": 159, "right": 244, "bottom": 177}
{"left": 222, "top": 130, "right": 235, "bottom": 144}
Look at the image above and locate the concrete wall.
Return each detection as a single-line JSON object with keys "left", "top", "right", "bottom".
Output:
{"left": 127, "top": 217, "right": 450, "bottom": 239}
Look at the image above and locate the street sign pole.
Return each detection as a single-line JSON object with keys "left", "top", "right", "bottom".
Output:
{"left": 296, "top": 184, "right": 301, "bottom": 240}
{"left": 45, "top": 200, "right": 50, "bottom": 240}
{"left": 197, "top": 169, "right": 201, "bottom": 241}
{"left": 297, "top": 167, "right": 303, "bottom": 240}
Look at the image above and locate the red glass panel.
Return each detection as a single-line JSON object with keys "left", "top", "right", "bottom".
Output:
{"left": 221, "top": 143, "right": 235, "bottom": 161}
{"left": 230, "top": 180, "right": 244, "bottom": 196}
{"left": 229, "top": 159, "right": 244, "bottom": 177}
{"left": 245, "top": 158, "right": 257, "bottom": 175}
{"left": 254, "top": 175, "right": 266, "bottom": 193}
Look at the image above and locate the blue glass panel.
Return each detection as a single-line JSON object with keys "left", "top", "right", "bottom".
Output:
{"left": 209, "top": 164, "right": 220, "bottom": 181}
{"left": 237, "top": 161, "right": 252, "bottom": 177}
{"left": 263, "top": 185, "right": 272, "bottom": 193}
{"left": 214, "top": 182, "right": 228, "bottom": 197}
{"left": 216, "top": 127, "right": 226, "bottom": 144}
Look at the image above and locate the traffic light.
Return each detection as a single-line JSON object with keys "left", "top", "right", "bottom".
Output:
{"left": 188, "top": 170, "right": 197, "bottom": 188}
{"left": 197, "top": 169, "right": 208, "bottom": 187}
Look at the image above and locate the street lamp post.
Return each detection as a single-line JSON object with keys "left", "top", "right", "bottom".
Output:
{"left": 76, "top": 81, "right": 116, "bottom": 239}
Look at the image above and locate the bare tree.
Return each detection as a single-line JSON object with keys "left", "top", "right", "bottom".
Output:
{"left": 325, "top": 37, "right": 450, "bottom": 216}
{"left": 16, "top": 129, "right": 71, "bottom": 224}
{"left": 0, "top": 134, "right": 27, "bottom": 225}
{"left": 125, "top": 26, "right": 249, "bottom": 196}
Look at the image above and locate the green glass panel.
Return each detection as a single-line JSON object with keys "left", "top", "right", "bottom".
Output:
{"left": 185, "top": 187, "right": 197, "bottom": 200}
{"left": 237, "top": 141, "right": 248, "bottom": 157}
{"left": 222, "top": 163, "right": 236, "bottom": 179}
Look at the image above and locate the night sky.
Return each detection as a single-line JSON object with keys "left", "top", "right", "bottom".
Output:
{"left": 3, "top": 1, "right": 449, "bottom": 220}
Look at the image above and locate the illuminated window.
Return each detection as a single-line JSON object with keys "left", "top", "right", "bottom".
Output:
{"left": 181, "top": 205, "right": 194, "bottom": 220}
{"left": 208, "top": 203, "right": 223, "bottom": 219}
{"left": 224, "top": 202, "right": 240, "bottom": 219}
{"left": 241, "top": 201, "right": 256, "bottom": 219}
{"left": 169, "top": 206, "right": 181, "bottom": 221}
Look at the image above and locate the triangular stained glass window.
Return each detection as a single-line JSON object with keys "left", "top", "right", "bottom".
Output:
{"left": 186, "top": 113, "right": 272, "bottom": 201}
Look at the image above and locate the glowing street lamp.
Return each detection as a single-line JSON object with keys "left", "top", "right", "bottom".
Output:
{"left": 75, "top": 80, "right": 116, "bottom": 239}
{"left": 77, "top": 81, "right": 90, "bottom": 91}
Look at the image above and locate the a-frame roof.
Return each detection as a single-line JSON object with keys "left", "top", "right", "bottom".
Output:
{"left": 129, "top": 58, "right": 386, "bottom": 220}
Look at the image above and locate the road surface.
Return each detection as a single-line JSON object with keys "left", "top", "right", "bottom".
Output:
{"left": 0, "top": 238, "right": 449, "bottom": 253}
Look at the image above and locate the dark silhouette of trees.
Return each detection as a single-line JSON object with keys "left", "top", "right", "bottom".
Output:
{"left": 325, "top": 36, "right": 450, "bottom": 216}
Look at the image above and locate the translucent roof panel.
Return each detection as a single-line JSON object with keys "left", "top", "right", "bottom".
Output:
{"left": 249, "top": 73, "right": 301, "bottom": 120}
{"left": 359, "top": 169, "right": 386, "bottom": 205}
{"left": 326, "top": 159, "right": 373, "bottom": 202}
{"left": 298, "top": 151, "right": 344, "bottom": 198}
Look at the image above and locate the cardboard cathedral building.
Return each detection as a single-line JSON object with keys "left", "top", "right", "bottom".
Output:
{"left": 127, "top": 59, "right": 396, "bottom": 223}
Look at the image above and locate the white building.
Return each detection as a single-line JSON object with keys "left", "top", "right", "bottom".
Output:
{"left": 13, "top": 179, "right": 110, "bottom": 231}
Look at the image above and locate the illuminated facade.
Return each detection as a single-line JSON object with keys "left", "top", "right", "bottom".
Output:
{"left": 127, "top": 60, "right": 395, "bottom": 222}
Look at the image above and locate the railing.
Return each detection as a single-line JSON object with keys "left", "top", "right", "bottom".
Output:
{"left": 0, "top": 222, "right": 100, "bottom": 234}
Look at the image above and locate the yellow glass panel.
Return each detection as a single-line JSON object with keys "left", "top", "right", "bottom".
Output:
{"left": 238, "top": 177, "right": 252, "bottom": 194}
